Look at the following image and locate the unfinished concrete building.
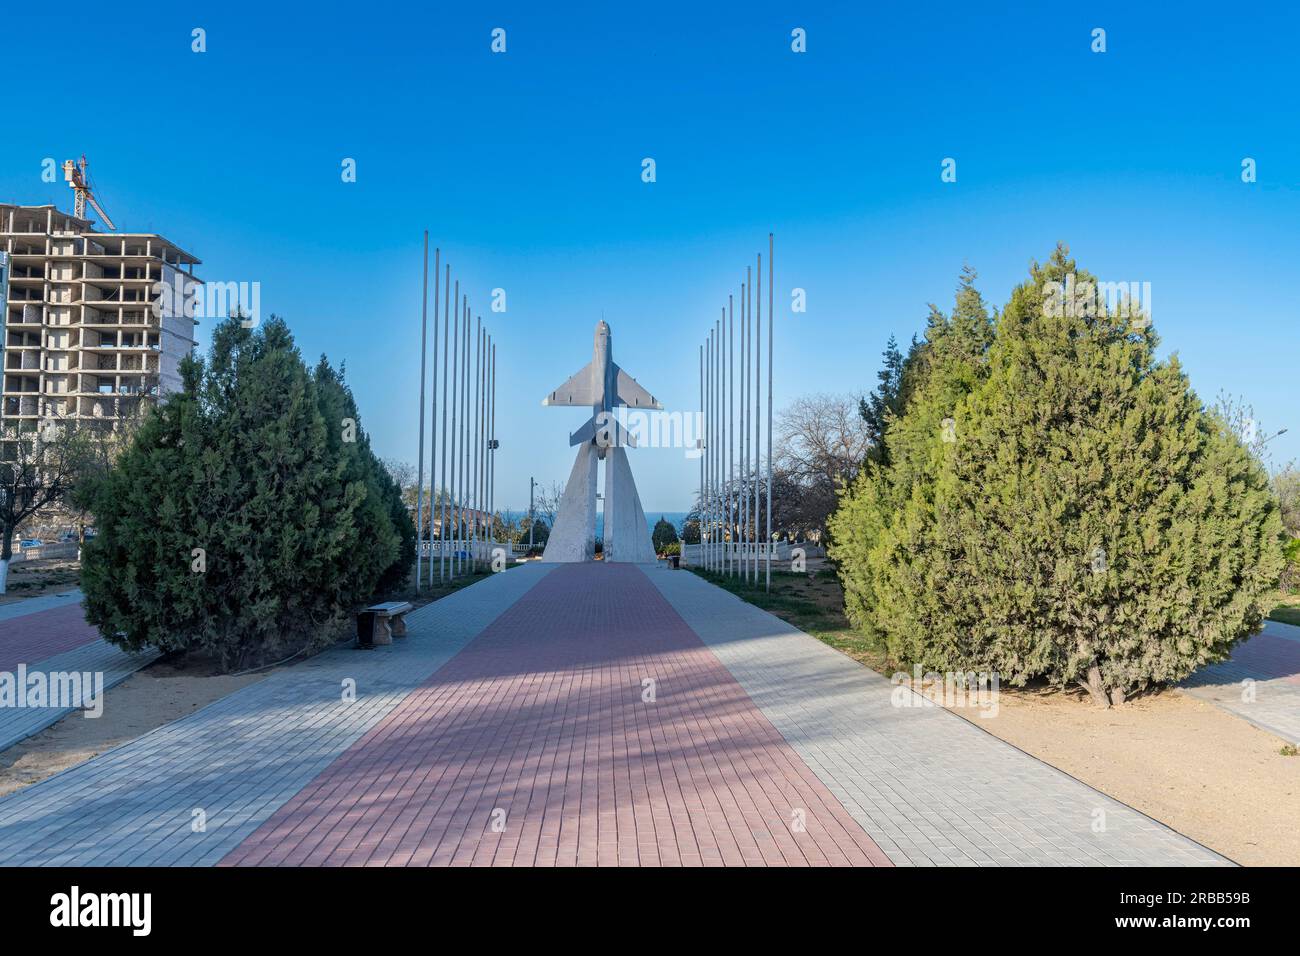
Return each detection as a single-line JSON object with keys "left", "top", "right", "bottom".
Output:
{"left": 1, "top": 203, "right": 200, "bottom": 433}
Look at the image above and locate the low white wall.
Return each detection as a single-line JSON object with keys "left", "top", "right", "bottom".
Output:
{"left": 680, "top": 541, "right": 825, "bottom": 566}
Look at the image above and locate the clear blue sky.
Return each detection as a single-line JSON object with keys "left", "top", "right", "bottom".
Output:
{"left": 4, "top": 1, "right": 1298, "bottom": 511}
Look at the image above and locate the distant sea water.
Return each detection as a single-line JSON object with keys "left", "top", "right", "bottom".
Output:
{"left": 595, "top": 511, "right": 689, "bottom": 539}
{"left": 498, "top": 510, "right": 690, "bottom": 539}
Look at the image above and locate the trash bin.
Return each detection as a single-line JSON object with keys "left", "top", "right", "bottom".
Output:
{"left": 670, "top": 555, "right": 680, "bottom": 570}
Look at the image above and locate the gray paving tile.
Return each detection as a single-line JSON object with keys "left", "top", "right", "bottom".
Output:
{"left": 0, "top": 565, "right": 554, "bottom": 865}
{"left": 642, "top": 566, "right": 1230, "bottom": 867}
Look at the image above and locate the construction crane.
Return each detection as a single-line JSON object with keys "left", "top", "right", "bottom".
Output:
{"left": 62, "top": 155, "right": 116, "bottom": 230}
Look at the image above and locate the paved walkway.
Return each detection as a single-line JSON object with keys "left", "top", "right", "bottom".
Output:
{"left": 0, "top": 564, "right": 1227, "bottom": 866}
{"left": 0, "top": 593, "right": 158, "bottom": 752}
{"left": 0, "top": 589, "right": 84, "bottom": 624}
{"left": 1181, "top": 620, "right": 1300, "bottom": 745}
{"left": 0, "top": 565, "right": 552, "bottom": 865}
{"left": 647, "top": 569, "right": 1227, "bottom": 866}
{"left": 223, "top": 563, "right": 887, "bottom": 867}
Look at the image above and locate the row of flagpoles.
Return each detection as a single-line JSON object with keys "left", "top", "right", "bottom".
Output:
{"left": 414, "top": 232, "right": 498, "bottom": 587}
{"left": 698, "top": 234, "right": 775, "bottom": 590}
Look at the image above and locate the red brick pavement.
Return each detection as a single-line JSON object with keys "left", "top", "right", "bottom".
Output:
{"left": 222, "top": 563, "right": 891, "bottom": 867}
{"left": 0, "top": 603, "right": 99, "bottom": 671}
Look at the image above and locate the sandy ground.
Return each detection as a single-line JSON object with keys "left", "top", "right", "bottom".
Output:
{"left": 941, "top": 684, "right": 1300, "bottom": 866}
{"left": 0, "top": 658, "right": 265, "bottom": 798}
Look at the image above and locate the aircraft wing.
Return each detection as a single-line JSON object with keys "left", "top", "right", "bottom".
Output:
{"left": 614, "top": 365, "right": 662, "bottom": 409}
{"left": 543, "top": 362, "right": 596, "bottom": 406}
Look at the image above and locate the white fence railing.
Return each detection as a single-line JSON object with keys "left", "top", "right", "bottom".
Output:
{"left": 679, "top": 542, "right": 824, "bottom": 566}
{"left": 417, "top": 540, "right": 530, "bottom": 559}
{"left": 9, "top": 542, "right": 80, "bottom": 563}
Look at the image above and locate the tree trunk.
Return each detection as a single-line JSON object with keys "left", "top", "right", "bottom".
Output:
{"left": 0, "top": 522, "right": 13, "bottom": 595}
{"left": 1079, "top": 664, "right": 1110, "bottom": 708}
{"left": 1110, "top": 687, "right": 1126, "bottom": 707}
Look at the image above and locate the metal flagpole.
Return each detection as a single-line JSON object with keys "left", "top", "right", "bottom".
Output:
{"left": 713, "top": 328, "right": 720, "bottom": 571}
{"left": 429, "top": 247, "right": 440, "bottom": 587}
{"left": 471, "top": 318, "right": 481, "bottom": 571}
{"left": 711, "top": 322, "right": 718, "bottom": 571}
{"left": 759, "top": 232, "right": 769, "bottom": 590}
{"left": 475, "top": 320, "right": 484, "bottom": 571}
{"left": 415, "top": 232, "right": 428, "bottom": 590}
{"left": 708, "top": 327, "right": 714, "bottom": 571}
{"left": 754, "top": 253, "right": 762, "bottom": 587}
{"left": 718, "top": 310, "right": 724, "bottom": 573}
{"left": 489, "top": 340, "right": 497, "bottom": 559}
{"left": 717, "top": 316, "right": 728, "bottom": 567}
{"left": 727, "top": 293, "right": 734, "bottom": 577}
{"left": 448, "top": 279, "right": 460, "bottom": 578}
{"left": 460, "top": 299, "right": 469, "bottom": 573}
{"left": 738, "top": 283, "right": 744, "bottom": 579}
{"left": 456, "top": 295, "right": 465, "bottom": 576}
{"left": 461, "top": 297, "right": 471, "bottom": 574}
{"left": 741, "top": 274, "right": 749, "bottom": 582}
{"left": 699, "top": 342, "right": 705, "bottom": 570}
{"left": 462, "top": 300, "right": 473, "bottom": 574}
{"left": 710, "top": 325, "right": 718, "bottom": 570}
{"left": 439, "top": 262, "right": 450, "bottom": 583}
{"left": 468, "top": 320, "right": 476, "bottom": 573}
{"left": 479, "top": 325, "right": 486, "bottom": 570}
{"left": 454, "top": 297, "right": 463, "bottom": 575}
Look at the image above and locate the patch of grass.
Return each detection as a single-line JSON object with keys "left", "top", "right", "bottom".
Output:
{"left": 0, "top": 559, "right": 82, "bottom": 605}
{"left": 1281, "top": 744, "right": 1299, "bottom": 757}
{"left": 688, "top": 566, "right": 897, "bottom": 675}
{"left": 1268, "top": 593, "right": 1300, "bottom": 627}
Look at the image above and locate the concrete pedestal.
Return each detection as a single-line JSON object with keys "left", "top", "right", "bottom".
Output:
{"left": 542, "top": 442, "right": 598, "bottom": 563}
{"left": 605, "top": 446, "right": 656, "bottom": 563}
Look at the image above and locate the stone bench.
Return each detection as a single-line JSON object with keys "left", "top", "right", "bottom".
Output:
{"left": 356, "top": 601, "right": 413, "bottom": 647}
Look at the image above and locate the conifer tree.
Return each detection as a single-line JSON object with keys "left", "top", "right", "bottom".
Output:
{"left": 652, "top": 516, "right": 680, "bottom": 553}
{"left": 82, "top": 316, "right": 414, "bottom": 670}
{"left": 831, "top": 247, "right": 1284, "bottom": 705}
{"left": 831, "top": 268, "right": 993, "bottom": 647}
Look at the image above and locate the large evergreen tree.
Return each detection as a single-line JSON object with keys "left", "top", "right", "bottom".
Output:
{"left": 831, "top": 267, "right": 993, "bottom": 645}
{"left": 831, "top": 248, "right": 1283, "bottom": 705}
{"left": 82, "top": 316, "right": 413, "bottom": 670}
